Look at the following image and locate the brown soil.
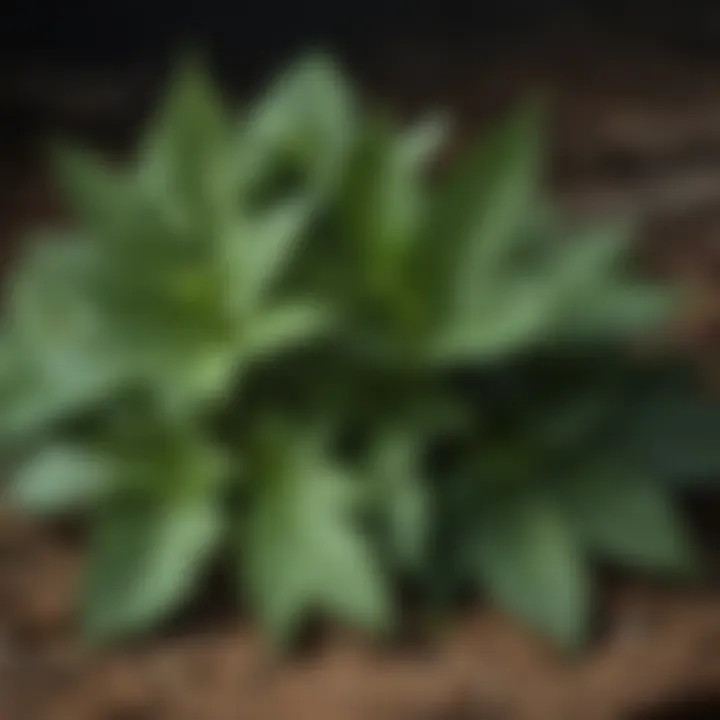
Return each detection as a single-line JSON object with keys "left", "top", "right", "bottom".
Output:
{"left": 5, "top": 29, "right": 720, "bottom": 719}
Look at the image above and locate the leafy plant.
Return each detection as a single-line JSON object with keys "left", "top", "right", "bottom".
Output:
{"left": 1, "top": 52, "right": 717, "bottom": 648}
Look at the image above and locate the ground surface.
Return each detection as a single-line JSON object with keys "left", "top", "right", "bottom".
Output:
{"left": 3, "top": 29, "right": 720, "bottom": 719}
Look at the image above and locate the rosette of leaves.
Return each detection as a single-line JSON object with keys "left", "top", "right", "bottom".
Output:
{"left": 1, "top": 52, "right": 716, "bottom": 648}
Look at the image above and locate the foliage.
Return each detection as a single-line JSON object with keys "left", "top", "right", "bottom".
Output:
{"left": 1, "top": 53, "right": 718, "bottom": 647}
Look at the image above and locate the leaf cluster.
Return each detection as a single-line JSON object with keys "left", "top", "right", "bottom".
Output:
{"left": 2, "top": 54, "right": 718, "bottom": 647}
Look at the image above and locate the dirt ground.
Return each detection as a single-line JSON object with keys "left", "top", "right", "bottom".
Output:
{"left": 4, "top": 28, "right": 720, "bottom": 719}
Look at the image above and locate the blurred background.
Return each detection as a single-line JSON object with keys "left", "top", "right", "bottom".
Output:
{"left": 4, "top": 2, "right": 720, "bottom": 718}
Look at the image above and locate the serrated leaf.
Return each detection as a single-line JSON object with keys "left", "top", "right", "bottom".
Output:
{"left": 84, "top": 497, "right": 221, "bottom": 642}
{"left": 472, "top": 497, "right": 589, "bottom": 645}
{"left": 558, "top": 469, "right": 698, "bottom": 575}
{"left": 7, "top": 446, "right": 115, "bottom": 516}
{"left": 242, "top": 434, "right": 389, "bottom": 642}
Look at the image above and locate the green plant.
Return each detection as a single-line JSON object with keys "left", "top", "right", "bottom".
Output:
{"left": 2, "top": 53, "right": 718, "bottom": 647}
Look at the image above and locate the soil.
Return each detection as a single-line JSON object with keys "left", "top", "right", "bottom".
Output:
{"left": 5, "top": 27, "right": 720, "bottom": 719}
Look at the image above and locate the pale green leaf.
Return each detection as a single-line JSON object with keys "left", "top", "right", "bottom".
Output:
{"left": 242, "top": 435, "right": 389, "bottom": 642}
{"left": 367, "top": 427, "right": 429, "bottom": 569}
{"left": 473, "top": 497, "right": 589, "bottom": 645}
{"left": 8, "top": 446, "right": 115, "bottom": 515}
{"left": 226, "top": 198, "right": 313, "bottom": 312}
{"left": 244, "top": 301, "right": 335, "bottom": 361}
{"left": 397, "top": 113, "right": 451, "bottom": 170}
{"left": 237, "top": 53, "right": 356, "bottom": 199}
{"left": 84, "top": 497, "right": 221, "bottom": 641}
{"left": 428, "top": 220, "right": 635, "bottom": 364}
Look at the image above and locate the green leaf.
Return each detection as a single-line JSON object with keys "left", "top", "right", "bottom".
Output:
{"left": 140, "top": 340, "right": 242, "bottom": 419}
{"left": 84, "top": 497, "right": 222, "bottom": 642}
{"left": 244, "top": 301, "right": 335, "bottom": 361}
{"left": 429, "top": 283, "right": 558, "bottom": 363}
{"left": 397, "top": 113, "right": 451, "bottom": 170}
{"left": 338, "top": 116, "right": 431, "bottom": 302}
{"left": 544, "top": 220, "right": 673, "bottom": 342}
{"left": 0, "top": 333, "right": 127, "bottom": 443}
{"left": 472, "top": 497, "right": 589, "bottom": 645}
{"left": 558, "top": 469, "right": 698, "bottom": 575}
{"left": 51, "top": 145, "right": 137, "bottom": 240}
{"left": 242, "top": 433, "right": 389, "bottom": 642}
{"left": 367, "top": 426, "right": 429, "bottom": 569}
{"left": 8, "top": 446, "right": 115, "bottom": 516}
{"left": 100, "top": 415, "right": 231, "bottom": 501}
{"left": 237, "top": 52, "right": 356, "bottom": 200}
{"left": 432, "top": 101, "right": 545, "bottom": 313}
{"left": 225, "top": 197, "right": 313, "bottom": 313}
{"left": 428, "top": 220, "right": 636, "bottom": 364}
{"left": 137, "top": 54, "right": 232, "bottom": 226}
{"left": 619, "top": 378, "right": 720, "bottom": 484}
{"left": 561, "top": 284, "right": 677, "bottom": 341}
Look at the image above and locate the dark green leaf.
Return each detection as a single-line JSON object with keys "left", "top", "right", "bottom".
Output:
{"left": 558, "top": 469, "right": 698, "bottom": 575}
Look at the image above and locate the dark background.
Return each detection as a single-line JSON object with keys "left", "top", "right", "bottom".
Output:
{"left": 2, "top": 1, "right": 720, "bottom": 67}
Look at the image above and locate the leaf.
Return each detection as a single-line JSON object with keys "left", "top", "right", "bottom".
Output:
{"left": 429, "top": 282, "right": 558, "bottom": 364}
{"left": 618, "top": 377, "right": 720, "bottom": 484}
{"left": 237, "top": 52, "right": 356, "bottom": 200}
{"left": 244, "top": 301, "right": 335, "bottom": 362}
{"left": 431, "top": 100, "right": 545, "bottom": 314}
{"left": 367, "top": 426, "right": 429, "bottom": 569}
{"left": 137, "top": 54, "right": 232, "bottom": 227}
{"left": 84, "top": 497, "right": 222, "bottom": 642}
{"left": 544, "top": 219, "right": 673, "bottom": 342}
{"left": 0, "top": 335, "right": 127, "bottom": 443}
{"left": 100, "top": 415, "right": 231, "bottom": 502}
{"left": 140, "top": 340, "right": 243, "bottom": 420}
{"left": 397, "top": 113, "right": 451, "bottom": 170}
{"left": 242, "top": 432, "right": 389, "bottom": 642}
{"left": 472, "top": 496, "right": 589, "bottom": 645}
{"left": 51, "top": 145, "right": 137, "bottom": 240}
{"left": 338, "top": 116, "right": 430, "bottom": 300}
{"left": 8, "top": 446, "right": 115, "bottom": 516}
{"left": 225, "top": 197, "right": 313, "bottom": 313}
{"left": 428, "top": 220, "right": 636, "bottom": 364}
{"left": 558, "top": 469, "right": 698, "bottom": 575}
{"left": 560, "top": 283, "right": 677, "bottom": 341}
